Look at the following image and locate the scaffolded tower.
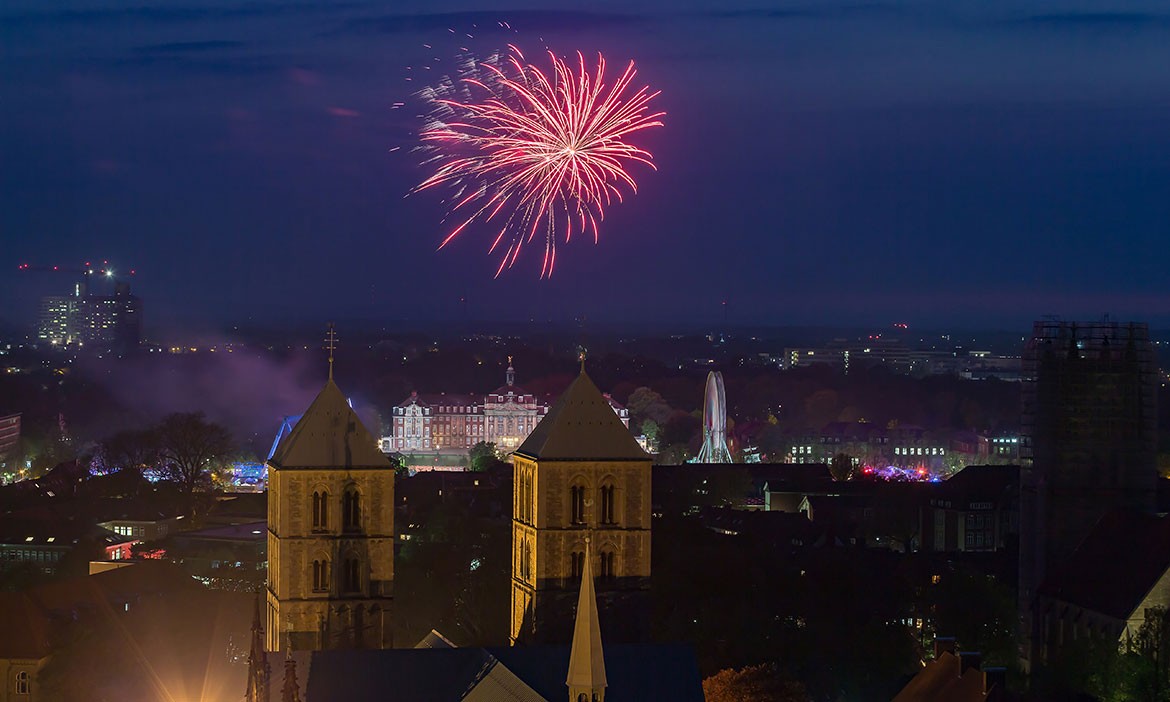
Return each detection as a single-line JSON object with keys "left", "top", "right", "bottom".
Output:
{"left": 1018, "top": 319, "right": 1157, "bottom": 672}
{"left": 697, "top": 371, "right": 733, "bottom": 463}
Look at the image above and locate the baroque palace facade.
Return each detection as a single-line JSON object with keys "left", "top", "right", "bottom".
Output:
{"left": 381, "top": 359, "right": 630, "bottom": 455}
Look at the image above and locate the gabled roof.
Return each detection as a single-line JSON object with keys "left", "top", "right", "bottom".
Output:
{"left": 461, "top": 658, "right": 547, "bottom": 702}
{"left": 892, "top": 652, "right": 993, "bottom": 702}
{"left": 1040, "top": 510, "right": 1170, "bottom": 620}
{"left": 514, "top": 372, "right": 647, "bottom": 462}
{"left": 284, "top": 644, "right": 703, "bottom": 702}
{"left": 269, "top": 379, "right": 390, "bottom": 470}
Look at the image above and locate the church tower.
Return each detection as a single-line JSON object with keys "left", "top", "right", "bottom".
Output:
{"left": 266, "top": 336, "right": 394, "bottom": 652}
{"left": 511, "top": 367, "right": 651, "bottom": 645}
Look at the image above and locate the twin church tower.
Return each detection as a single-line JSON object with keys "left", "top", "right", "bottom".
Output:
{"left": 264, "top": 351, "right": 651, "bottom": 652}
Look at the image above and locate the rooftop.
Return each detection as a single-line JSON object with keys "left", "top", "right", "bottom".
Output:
{"left": 514, "top": 371, "right": 647, "bottom": 462}
{"left": 269, "top": 379, "right": 390, "bottom": 470}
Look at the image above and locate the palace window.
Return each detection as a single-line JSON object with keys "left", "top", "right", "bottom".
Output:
{"left": 311, "top": 490, "right": 329, "bottom": 531}
{"left": 599, "top": 485, "right": 616, "bottom": 525}
{"left": 15, "top": 671, "right": 30, "bottom": 695}
{"left": 570, "top": 551, "right": 585, "bottom": 579}
{"left": 343, "top": 489, "right": 361, "bottom": 532}
{"left": 570, "top": 485, "right": 586, "bottom": 525}
{"left": 312, "top": 559, "right": 329, "bottom": 593}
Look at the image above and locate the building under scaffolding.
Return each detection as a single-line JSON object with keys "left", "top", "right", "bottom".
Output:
{"left": 1018, "top": 320, "right": 1158, "bottom": 671}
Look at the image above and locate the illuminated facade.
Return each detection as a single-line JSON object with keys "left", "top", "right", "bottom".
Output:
{"left": 0, "top": 413, "right": 19, "bottom": 466}
{"left": 510, "top": 369, "right": 651, "bottom": 645}
{"left": 266, "top": 375, "right": 395, "bottom": 652}
{"left": 381, "top": 359, "right": 630, "bottom": 455}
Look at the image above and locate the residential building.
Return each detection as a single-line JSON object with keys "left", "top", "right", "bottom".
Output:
{"left": 922, "top": 465, "right": 1019, "bottom": 553}
{"left": 893, "top": 637, "right": 1010, "bottom": 702}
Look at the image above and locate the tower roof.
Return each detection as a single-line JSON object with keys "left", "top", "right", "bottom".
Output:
{"left": 566, "top": 544, "right": 606, "bottom": 693}
{"left": 269, "top": 379, "right": 389, "bottom": 470}
{"left": 514, "top": 371, "right": 647, "bottom": 462}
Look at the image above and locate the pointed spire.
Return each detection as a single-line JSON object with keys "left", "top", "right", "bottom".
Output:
{"left": 281, "top": 654, "right": 302, "bottom": 702}
{"left": 506, "top": 356, "right": 515, "bottom": 387}
{"left": 325, "top": 323, "right": 338, "bottom": 381}
{"left": 567, "top": 539, "right": 606, "bottom": 702}
{"left": 246, "top": 589, "right": 271, "bottom": 702}
{"left": 578, "top": 347, "right": 587, "bottom": 374}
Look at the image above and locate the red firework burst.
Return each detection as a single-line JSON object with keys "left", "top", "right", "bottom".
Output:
{"left": 414, "top": 46, "right": 664, "bottom": 277}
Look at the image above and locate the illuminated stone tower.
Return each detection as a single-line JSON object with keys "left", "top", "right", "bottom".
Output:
{"left": 266, "top": 334, "right": 394, "bottom": 651}
{"left": 511, "top": 367, "right": 652, "bottom": 645}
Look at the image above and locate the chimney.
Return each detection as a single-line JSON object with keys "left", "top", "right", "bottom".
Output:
{"left": 958, "top": 651, "right": 982, "bottom": 675}
{"left": 983, "top": 667, "right": 1007, "bottom": 700}
{"left": 933, "top": 636, "right": 957, "bottom": 659}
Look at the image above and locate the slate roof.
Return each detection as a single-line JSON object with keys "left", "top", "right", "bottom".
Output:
{"left": 514, "top": 372, "right": 647, "bottom": 462}
{"left": 0, "top": 560, "right": 200, "bottom": 660}
{"left": 934, "top": 464, "right": 1019, "bottom": 504}
{"left": 269, "top": 379, "right": 390, "bottom": 470}
{"left": 1039, "top": 510, "right": 1170, "bottom": 620}
{"left": 0, "top": 592, "right": 52, "bottom": 659}
{"left": 283, "top": 643, "right": 702, "bottom": 702}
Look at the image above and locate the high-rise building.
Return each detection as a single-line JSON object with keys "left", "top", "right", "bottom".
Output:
{"left": 79, "top": 281, "right": 142, "bottom": 352}
{"left": 0, "top": 413, "right": 20, "bottom": 467}
{"left": 265, "top": 371, "right": 395, "bottom": 652}
{"left": 1018, "top": 320, "right": 1157, "bottom": 671}
{"left": 38, "top": 296, "right": 80, "bottom": 346}
{"left": 510, "top": 368, "right": 651, "bottom": 645}
{"left": 37, "top": 280, "right": 142, "bottom": 352}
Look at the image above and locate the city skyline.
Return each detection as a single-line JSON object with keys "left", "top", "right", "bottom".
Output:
{"left": 3, "top": 0, "right": 1170, "bottom": 332}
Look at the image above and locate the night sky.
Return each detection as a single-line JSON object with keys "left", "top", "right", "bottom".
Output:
{"left": 3, "top": 0, "right": 1170, "bottom": 334}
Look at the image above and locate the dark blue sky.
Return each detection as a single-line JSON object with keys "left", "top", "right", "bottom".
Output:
{"left": 2, "top": 0, "right": 1169, "bottom": 335}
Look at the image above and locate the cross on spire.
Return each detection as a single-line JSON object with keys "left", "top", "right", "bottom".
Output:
{"left": 325, "top": 323, "right": 338, "bottom": 381}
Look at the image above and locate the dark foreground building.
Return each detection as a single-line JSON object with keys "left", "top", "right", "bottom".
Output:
{"left": 1018, "top": 320, "right": 1158, "bottom": 672}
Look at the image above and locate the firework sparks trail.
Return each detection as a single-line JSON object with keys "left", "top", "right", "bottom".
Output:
{"left": 413, "top": 46, "right": 664, "bottom": 277}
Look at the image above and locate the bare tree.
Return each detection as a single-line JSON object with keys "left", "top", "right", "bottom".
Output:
{"left": 155, "top": 412, "right": 233, "bottom": 506}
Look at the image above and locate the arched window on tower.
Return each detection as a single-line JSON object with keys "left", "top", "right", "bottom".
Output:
{"left": 312, "top": 559, "right": 330, "bottom": 593}
{"left": 343, "top": 557, "right": 361, "bottom": 593}
{"left": 312, "top": 490, "right": 329, "bottom": 531}
{"left": 599, "top": 550, "right": 616, "bottom": 580}
{"left": 343, "top": 488, "right": 361, "bottom": 532}
{"left": 570, "top": 485, "right": 585, "bottom": 525}
{"left": 570, "top": 550, "right": 585, "bottom": 580}
{"left": 599, "top": 484, "right": 616, "bottom": 525}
